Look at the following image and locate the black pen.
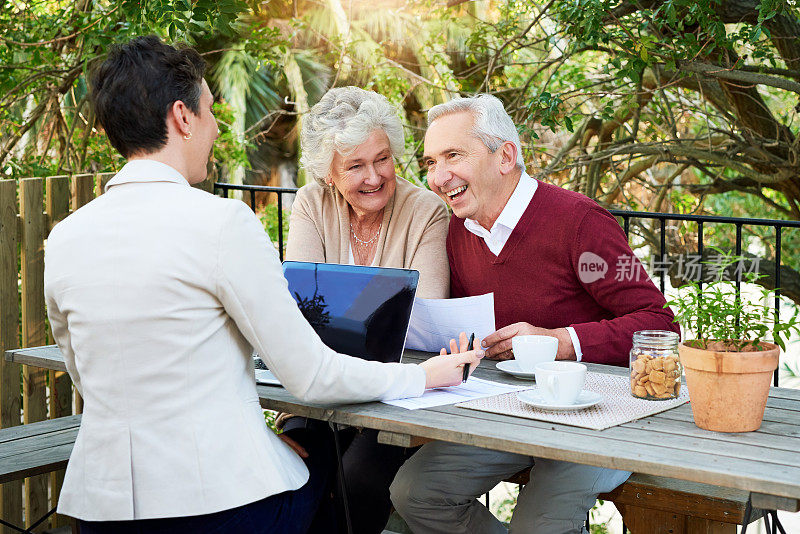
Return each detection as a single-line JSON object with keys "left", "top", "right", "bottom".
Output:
{"left": 463, "top": 333, "right": 475, "bottom": 383}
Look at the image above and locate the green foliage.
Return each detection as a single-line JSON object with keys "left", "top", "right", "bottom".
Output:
{"left": 523, "top": 92, "right": 571, "bottom": 136}
{"left": 666, "top": 249, "right": 800, "bottom": 350}
{"left": 689, "top": 190, "right": 800, "bottom": 308}
{"left": 263, "top": 409, "right": 277, "bottom": 432}
{"left": 589, "top": 500, "right": 611, "bottom": 534}
{"left": 4, "top": 0, "right": 800, "bottom": 286}
{"left": 116, "top": 0, "right": 250, "bottom": 40}
{"left": 0, "top": 0, "right": 253, "bottom": 179}
{"left": 781, "top": 358, "right": 800, "bottom": 389}
{"left": 258, "top": 204, "right": 290, "bottom": 253}
{"left": 213, "top": 100, "right": 251, "bottom": 170}
{"left": 489, "top": 484, "right": 518, "bottom": 524}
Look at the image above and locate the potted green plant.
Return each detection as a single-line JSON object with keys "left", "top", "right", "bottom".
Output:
{"left": 666, "top": 251, "right": 800, "bottom": 432}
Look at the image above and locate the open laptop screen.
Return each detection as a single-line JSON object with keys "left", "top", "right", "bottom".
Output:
{"left": 282, "top": 261, "right": 419, "bottom": 363}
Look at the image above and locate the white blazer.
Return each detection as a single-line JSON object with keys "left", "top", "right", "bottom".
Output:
{"left": 44, "top": 160, "right": 425, "bottom": 521}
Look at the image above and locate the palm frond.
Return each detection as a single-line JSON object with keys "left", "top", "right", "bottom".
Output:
{"left": 291, "top": 51, "right": 332, "bottom": 106}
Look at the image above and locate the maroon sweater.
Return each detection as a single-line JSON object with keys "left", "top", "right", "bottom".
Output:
{"left": 447, "top": 181, "right": 679, "bottom": 367}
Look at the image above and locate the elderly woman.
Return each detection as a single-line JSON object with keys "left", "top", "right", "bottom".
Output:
{"left": 281, "top": 87, "right": 449, "bottom": 534}
{"left": 286, "top": 87, "right": 449, "bottom": 296}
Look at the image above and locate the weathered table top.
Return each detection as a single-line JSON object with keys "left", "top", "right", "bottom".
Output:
{"left": 8, "top": 345, "right": 800, "bottom": 512}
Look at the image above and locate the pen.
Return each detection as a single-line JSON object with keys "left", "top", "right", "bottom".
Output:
{"left": 463, "top": 333, "right": 475, "bottom": 383}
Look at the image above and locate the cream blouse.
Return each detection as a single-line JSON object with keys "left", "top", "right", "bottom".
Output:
{"left": 286, "top": 177, "right": 450, "bottom": 298}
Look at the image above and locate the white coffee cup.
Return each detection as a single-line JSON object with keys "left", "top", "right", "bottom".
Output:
{"left": 535, "top": 361, "right": 587, "bottom": 405}
{"left": 512, "top": 335, "right": 558, "bottom": 373}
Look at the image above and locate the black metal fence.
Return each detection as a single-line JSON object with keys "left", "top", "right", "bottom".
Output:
{"left": 215, "top": 183, "right": 800, "bottom": 387}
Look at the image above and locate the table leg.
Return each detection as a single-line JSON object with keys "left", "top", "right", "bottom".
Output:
{"left": 330, "top": 422, "right": 353, "bottom": 534}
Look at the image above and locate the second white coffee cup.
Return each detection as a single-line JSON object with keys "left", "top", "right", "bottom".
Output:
{"left": 535, "top": 361, "right": 587, "bottom": 405}
{"left": 511, "top": 335, "right": 558, "bottom": 373}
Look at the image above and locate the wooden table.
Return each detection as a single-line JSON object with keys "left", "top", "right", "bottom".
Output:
{"left": 7, "top": 345, "right": 800, "bottom": 516}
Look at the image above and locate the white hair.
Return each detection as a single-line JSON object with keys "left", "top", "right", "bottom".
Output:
{"left": 427, "top": 94, "right": 525, "bottom": 172}
{"left": 300, "top": 87, "right": 405, "bottom": 186}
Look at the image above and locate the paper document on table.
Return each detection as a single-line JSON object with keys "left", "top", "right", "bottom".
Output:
{"left": 383, "top": 376, "right": 530, "bottom": 410}
{"left": 405, "top": 293, "right": 495, "bottom": 352}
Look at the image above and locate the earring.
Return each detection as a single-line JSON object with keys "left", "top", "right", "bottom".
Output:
{"left": 183, "top": 132, "right": 192, "bottom": 140}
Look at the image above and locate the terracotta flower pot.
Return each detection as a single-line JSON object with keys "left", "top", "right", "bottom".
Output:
{"left": 678, "top": 341, "right": 779, "bottom": 433}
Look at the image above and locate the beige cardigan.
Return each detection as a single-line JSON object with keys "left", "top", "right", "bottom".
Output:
{"left": 286, "top": 177, "right": 450, "bottom": 298}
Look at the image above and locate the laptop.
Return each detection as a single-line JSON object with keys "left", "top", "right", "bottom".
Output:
{"left": 255, "top": 262, "right": 419, "bottom": 385}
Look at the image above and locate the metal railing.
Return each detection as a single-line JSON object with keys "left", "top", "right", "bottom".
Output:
{"left": 214, "top": 182, "right": 299, "bottom": 261}
{"left": 216, "top": 183, "right": 800, "bottom": 387}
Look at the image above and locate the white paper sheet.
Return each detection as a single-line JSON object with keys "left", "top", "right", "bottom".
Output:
{"left": 405, "top": 293, "right": 496, "bottom": 353}
{"left": 382, "top": 376, "right": 530, "bottom": 410}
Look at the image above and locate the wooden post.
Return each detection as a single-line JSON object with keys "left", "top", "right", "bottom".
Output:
{"left": 70, "top": 173, "right": 94, "bottom": 415}
{"left": 19, "top": 178, "right": 49, "bottom": 532}
{"left": 45, "top": 176, "right": 71, "bottom": 527}
{"left": 0, "top": 180, "right": 23, "bottom": 533}
{"left": 94, "top": 172, "right": 113, "bottom": 197}
{"left": 71, "top": 173, "right": 94, "bottom": 210}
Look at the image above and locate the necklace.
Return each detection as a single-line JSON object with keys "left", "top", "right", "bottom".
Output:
{"left": 350, "top": 222, "right": 380, "bottom": 247}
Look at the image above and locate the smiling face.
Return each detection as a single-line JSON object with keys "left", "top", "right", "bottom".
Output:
{"left": 329, "top": 129, "right": 397, "bottom": 218}
{"left": 423, "top": 111, "right": 517, "bottom": 229}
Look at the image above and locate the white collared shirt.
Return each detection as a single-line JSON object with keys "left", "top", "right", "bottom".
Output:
{"left": 463, "top": 171, "right": 583, "bottom": 361}
{"left": 104, "top": 159, "right": 190, "bottom": 191}
{"left": 464, "top": 172, "right": 538, "bottom": 256}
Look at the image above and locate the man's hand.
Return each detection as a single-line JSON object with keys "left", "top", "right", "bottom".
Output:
{"left": 481, "top": 322, "right": 576, "bottom": 361}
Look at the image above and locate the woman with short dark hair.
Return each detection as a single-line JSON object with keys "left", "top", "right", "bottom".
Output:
{"left": 44, "top": 35, "right": 482, "bottom": 534}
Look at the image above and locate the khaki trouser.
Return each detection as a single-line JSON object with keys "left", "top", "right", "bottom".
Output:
{"left": 390, "top": 441, "right": 631, "bottom": 534}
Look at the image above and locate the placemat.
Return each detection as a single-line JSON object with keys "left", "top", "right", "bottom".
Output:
{"left": 456, "top": 372, "right": 689, "bottom": 430}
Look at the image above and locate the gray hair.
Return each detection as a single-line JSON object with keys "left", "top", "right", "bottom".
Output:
{"left": 300, "top": 87, "right": 405, "bottom": 186}
{"left": 428, "top": 94, "right": 525, "bottom": 172}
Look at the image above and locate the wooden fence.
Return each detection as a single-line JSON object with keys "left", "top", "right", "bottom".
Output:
{"left": 0, "top": 173, "right": 113, "bottom": 533}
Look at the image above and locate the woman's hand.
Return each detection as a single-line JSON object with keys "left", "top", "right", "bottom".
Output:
{"left": 419, "top": 332, "right": 484, "bottom": 388}
{"left": 278, "top": 433, "right": 309, "bottom": 459}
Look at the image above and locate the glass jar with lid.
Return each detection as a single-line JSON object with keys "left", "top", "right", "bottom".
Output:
{"left": 630, "top": 330, "right": 681, "bottom": 400}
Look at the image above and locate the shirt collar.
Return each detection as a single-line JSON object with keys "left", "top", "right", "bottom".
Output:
{"left": 105, "top": 159, "right": 190, "bottom": 192}
{"left": 464, "top": 171, "right": 537, "bottom": 236}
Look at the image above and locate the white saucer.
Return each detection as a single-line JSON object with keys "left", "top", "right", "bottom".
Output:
{"left": 496, "top": 360, "right": 537, "bottom": 379}
{"left": 517, "top": 389, "right": 603, "bottom": 411}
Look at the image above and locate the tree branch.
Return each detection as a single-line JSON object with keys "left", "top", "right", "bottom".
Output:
{"left": 677, "top": 60, "right": 800, "bottom": 94}
{"left": 0, "top": 65, "right": 82, "bottom": 168}
{"left": 481, "top": 0, "right": 555, "bottom": 91}
{"left": 586, "top": 143, "right": 793, "bottom": 184}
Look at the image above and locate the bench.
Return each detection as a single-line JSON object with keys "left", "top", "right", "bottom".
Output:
{"left": 0, "top": 415, "right": 81, "bottom": 534}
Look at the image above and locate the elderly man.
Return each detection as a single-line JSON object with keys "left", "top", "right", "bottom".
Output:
{"left": 390, "top": 95, "right": 679, "bottom": 534}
